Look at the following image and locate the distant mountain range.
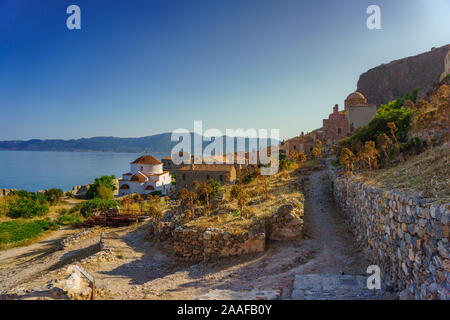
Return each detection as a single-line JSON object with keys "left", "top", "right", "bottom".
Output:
{"left": 0, "top": 133, "right": 278, "bottom": 154}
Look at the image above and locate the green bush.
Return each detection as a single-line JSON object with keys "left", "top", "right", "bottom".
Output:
{"left": 0, "top": 219, "right": 59, "bottom": 245}
{"left": 7, "top": 191, "right": 50, "bottom": 218}
{"left": 344, "top": 89, "right": 419, "bottom": 148}
{"left": 85, "top": 175, "right": 116, "bottom": 199}
{"left": 56, "top": 213, "right": 83, "bottom": 225}
{"left": 80, "top": 198, "right": 118, "bottom": 217}
{"left": 198, "top": 179, "right": 222, "bottom": 204}
{"left": 44, "top": 188, "right": 64, "bottom": 205}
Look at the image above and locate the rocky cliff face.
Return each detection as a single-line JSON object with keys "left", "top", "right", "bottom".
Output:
{"left": 357, "top": 44, "right": 450, "bottom": 106}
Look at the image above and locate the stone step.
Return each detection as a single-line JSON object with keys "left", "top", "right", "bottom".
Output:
{"left": 196, "top": 289, "right": 280, "bottom": 300}
{"left": 291, "top": 274, "right": 395, "bottom": 300}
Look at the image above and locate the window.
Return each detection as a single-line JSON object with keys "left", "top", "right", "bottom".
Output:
{"left": 182, "top": 174, "right": 186, "bottom": 180}
{"left": 220, "top": 175, "right": 224, "bottom": 182}
{"left": 293, "top": 146, "right": 296, "bottom": 150}
{"left": 140, "top": 166, "right": 143, "bottom": 171}
{"left": 337, "top": 128, "right": 342, "bottom": 134}
{"left": 206, "top": 174, "right": 210, "bottom": 180}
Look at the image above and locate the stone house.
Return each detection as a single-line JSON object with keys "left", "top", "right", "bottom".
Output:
{"left": 172, "top": 164, "right": 237, "bottom": 191}
{"left": 322, "top": 104, "right": 349, "bottom": 141}
{"left": 282, "top": 132, "right": 316, "bottom": 160}
{"left": 162, "top": 152, "right": 192, "bottom": 171}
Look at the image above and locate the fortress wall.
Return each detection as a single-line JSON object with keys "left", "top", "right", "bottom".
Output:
{"left": 329, "top": 168, "right": 449, "bottom": 300}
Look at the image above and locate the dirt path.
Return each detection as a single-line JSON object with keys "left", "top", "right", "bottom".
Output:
{"left": 0, "top": 227, "right": 102, "bottom": 293}
{"left": 296, "top": 169, "right": 370, "bottom": 276}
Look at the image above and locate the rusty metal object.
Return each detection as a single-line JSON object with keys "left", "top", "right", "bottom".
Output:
{"left": 77, "top": 211, "right": 149, "bottom": 228}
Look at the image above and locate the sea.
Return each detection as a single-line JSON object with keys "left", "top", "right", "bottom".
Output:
{"left": 0, "top": 150, "right": 169, "bottom": 192}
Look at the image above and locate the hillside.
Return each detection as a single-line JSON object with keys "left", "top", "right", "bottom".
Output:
{"left": 357, "top": 44, "right": 449, "bottom": 106}
{"left": 0, "top": 133, "right": 277, "bottom": 154}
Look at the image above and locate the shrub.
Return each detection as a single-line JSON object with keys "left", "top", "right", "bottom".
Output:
{"left": 85, "top": 175, "right": 116, "bottom": 199}
{"left": 96, "top": 184, "right": 114, "bottom": 200}
{"left": 7, "top": 191, "right": 50, "bottom": 218}
{"left": 80, "top": 198, "right": 118, "bottom": 217}
{"left": 44, "top": 188, "right": 64, "bottom": 205}
{"left": 344, "top": 89, "right": 418, "bottom": 148}
{"left": 56, "top": 213, "right": 83, "bottom": 225}
{"left": 0, "top": 219, "right": 59, "bottom": 245}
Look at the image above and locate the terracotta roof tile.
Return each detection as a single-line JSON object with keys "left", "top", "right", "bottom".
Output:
{"left": 131, "top": 155, "right": 162, "bottom": 165}
{"left": 174, "top": 164, "right": 234, "bottom": 172}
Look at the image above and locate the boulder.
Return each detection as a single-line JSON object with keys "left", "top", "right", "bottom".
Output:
{"left": 266, "top": 203, "right": 304, "bottom": 241}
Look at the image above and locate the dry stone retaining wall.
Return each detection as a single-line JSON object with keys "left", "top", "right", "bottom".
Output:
{"left": 329, "top": 168, "right": 449, "bottom": 300}
{"left": 173, "top": 226, "right": 265, "bottom": 263}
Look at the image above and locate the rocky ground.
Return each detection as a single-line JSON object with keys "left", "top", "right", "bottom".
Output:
{"left": 0, "top": 166, "right": 396, "bottom": 300}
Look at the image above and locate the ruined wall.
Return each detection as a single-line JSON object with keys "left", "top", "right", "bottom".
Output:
{"left": 172, "top": 226, "right": 265, "bottom": 263}
{"left": 0, "top": 189, "right": 14, "bottom": 197}
{"left": 357, "top": 44, "right": 450, "bottom": 106}
{"left": 329, "top": 168, "right": 449, "bottom": 300}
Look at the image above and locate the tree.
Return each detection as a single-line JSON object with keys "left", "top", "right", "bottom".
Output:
{"left": 289, "top": 150, "right": 300, "bottom": 163}
{"left": 315, "top": 140, "right": 323, "bottom": 150}
{"left": 298, "top": 153, "right": 307, "bottom": 167}
{"left": 230, "top": 184, "right": 249, "bottom": 218}
{"left": 44, "top": 189, "right": 64, "bottom": 205}
{"left": 256, "top": 175, "right": 270, "bottom": 200}
{"left": 311, "top": 147, "right": 321, "bottom": 159}
{"left": 86, "top": 175, "right": 116, "bottom": 199}
{"left": 339, "top": 148, "right": 356, "bottom": 173}
{"left": 387, "top": 122, "right": 400, "bottom": 148}
{"left": 199, "top": 182, "right": 214, "bottom": 210}
{"left": 97, "top": 184, "right": 114, "bottom": 200}
{"left": 357, "top": 141, "right": 380, "bottom": 172}
{"left": 178, "top": 188, "right": 198, "bottom": 216}
{"left": 376, "top": 133, "right": 393, "bottom": 164}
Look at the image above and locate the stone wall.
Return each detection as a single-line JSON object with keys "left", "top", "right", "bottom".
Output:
{"left": 329, "top": 168, "right": 449, "bottom": 300}
{"left": 172, "top": 226, "right": 265, "bottom": 263}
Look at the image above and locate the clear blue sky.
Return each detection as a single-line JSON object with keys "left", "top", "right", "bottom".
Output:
{"left": 0, "top": 0, "right": 449, "bottom": 140}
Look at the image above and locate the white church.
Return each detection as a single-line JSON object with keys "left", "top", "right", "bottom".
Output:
{"left": 118, "top": 155, "right": 172, "bottom": 197}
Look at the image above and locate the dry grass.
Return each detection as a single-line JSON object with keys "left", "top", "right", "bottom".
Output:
{"left": 360, "top": 143, "right": 449, "bottom": 202}
{"left": 186, "top": 168, "right": 304, "bottom": 233}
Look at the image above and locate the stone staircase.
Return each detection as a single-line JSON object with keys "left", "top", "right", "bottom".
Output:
{"left": 291, "top": 274, "right": 396, "bottom": 300}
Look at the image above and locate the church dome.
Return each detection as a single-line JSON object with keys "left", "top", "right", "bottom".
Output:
{"left": 346, "top": 92, "right": 366, "bottom": 100}
{"left": 345, "top": 91, "right": 367, "bottom": 108}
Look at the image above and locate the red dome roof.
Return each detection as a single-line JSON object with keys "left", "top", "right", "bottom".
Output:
{"left": 131, "top": 155, "right": 162, "bottom": 165}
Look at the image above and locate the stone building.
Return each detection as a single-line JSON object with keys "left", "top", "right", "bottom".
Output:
{"left": 118, "top": 155, "right": 172, "bottom": 196}
{"left": 172, "top": 164, "right": 237, "bottom": 191}
{"left": 282, "top": 132, "right": 316, "bottom": 160}
{"left": 440, "top": 49, "right": 450, "bottom": 81}
{"left": 344, "top": 92, "right": 377, "bottom": 132}
{"left": 322, "top": 104, "right": 348, "bottom": 141}
{"left": 161, "top": 152, "right": 192, "bottom": 171}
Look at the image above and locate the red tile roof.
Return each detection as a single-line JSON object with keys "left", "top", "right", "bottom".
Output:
{"left": 142, "top": 171, "right": 169, "bottom": 178}
{"left": 131, "top": 155, "right": 162, "bottom": 165}
{"left": 130, "top": 174, "right": 147, "bottom": 182}
{"left": 174, "top": 164, "right": 235, "bottom": 172}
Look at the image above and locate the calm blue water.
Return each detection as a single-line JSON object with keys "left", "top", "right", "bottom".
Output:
{"left": 0, "top": 151, "right": 169, "bottom": 192}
